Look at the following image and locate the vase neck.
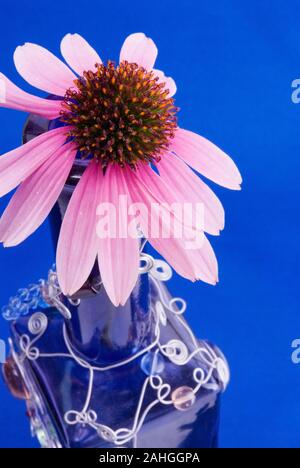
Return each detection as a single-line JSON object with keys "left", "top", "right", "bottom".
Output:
{"left": 62, "top": 275, "right": 152, "bottom": 364}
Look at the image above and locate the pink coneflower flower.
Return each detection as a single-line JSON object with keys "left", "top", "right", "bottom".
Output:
{"left": 0, "top": 33, "right": 242, "bottom": 306}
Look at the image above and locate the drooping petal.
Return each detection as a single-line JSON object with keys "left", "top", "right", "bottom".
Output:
{"left": 193, "top": 235, "right": 218, "bottom": 284}
{"left": 97, "top": 165, "right": 140, "bottom": 307}
{"left": 0, "top": 73, "right": 62, "bottom": 119}
{"left": 56, "top": 161, "right": 102, "bottom": 296}
{"left": 135, "top": 163, "right": 205, "bottom": 234}
{"left": 0, "top": 142, "right": 76, "bottom": 246}
{"left": 0, "top": 126, "right": 68, "bottom": 197}
{"left": 124, "top": 166, "right": 218, "bottom": 285}
{"left": 170, "top": 128, "right": 242, "bottom": 190}
{"left": 153, "top": 69, "right": 177, "bottom": 97}
{"left": 150, "top": 233, "right": 218, "bottom": 285}
{"left": 60, "top": 33, "right": 102, "bottom": 76}
{"left": 157, "top": 152, "right": 224, "bottom": 235}
{"left": 119, "top": 33, "right": 158, "bottom": 70}
{"left": 14, "top": 43, "right": 76, "bottom": 96}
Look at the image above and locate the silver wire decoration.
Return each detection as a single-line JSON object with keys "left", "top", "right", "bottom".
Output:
{"left": 6, "top": 255, "right": 229, "bottom": 447}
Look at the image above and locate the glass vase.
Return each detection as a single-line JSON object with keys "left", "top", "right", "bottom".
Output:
{"left": 1, "top": 111, "right": 229, "bottom": 448}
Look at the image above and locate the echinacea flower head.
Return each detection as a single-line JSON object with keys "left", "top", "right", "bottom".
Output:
{"left": 0, "top": 33, "right": 242, "bottom": 306}
{"left": 61, "top": 60, "right": 178, "bottom": 167}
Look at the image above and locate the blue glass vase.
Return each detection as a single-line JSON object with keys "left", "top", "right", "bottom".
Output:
{"left": 2, "top": 112, "right": 229, "bottom": 448}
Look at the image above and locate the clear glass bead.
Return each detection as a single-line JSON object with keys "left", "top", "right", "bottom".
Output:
{"left": 2, "top": 356, "right": 30, "bottom": 400}
{"left": 171, "top": 386, "right": 196, "bottom": 411}
{"left": 141, "top": 351, "right": 165, "bottom": 376}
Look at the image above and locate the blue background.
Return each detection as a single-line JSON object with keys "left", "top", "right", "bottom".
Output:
{"left": 0, "top": 0, "right": 299, "bottom": 448}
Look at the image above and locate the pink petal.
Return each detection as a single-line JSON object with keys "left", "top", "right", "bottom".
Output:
{"left": 193, "top": 235, "right": 218, "bottom": 283}
{"left": 157, "top": 152, "right": 224, "bottom": 235}
{"left": 119, "top": 33, "right": 158, "bottom": 70}
{"left": 0, "top": 142, "right": 76, "bottom": 246}
{"left": 0, "top": 73, "right": 62, "bottom": 119}
{"left": 170, "top": 128, "right": 242, "bottom": 190}
{"left": 60, "top": 33, "right": 102, "bottom": 76}
{"left": 124, "top": 166, "right": 218, "bottom": 285}
{"left": 97, "top": 165, "right": 140, "bottom": 306}
{"left": 14, "top": 43, "right": 76, "bottom": 96}
{"left": 153, "top": 69, "right": 177, "bottom": 97}
{"left": 0, "top": 126, "right": 68, "bottom": 197}
{"left": 56, "top": 161, "right": 103, "bottom": 296}
{"left": 155, "top": 234, "right": 218, "bottom": 284}
{"left": 135, "top": 163, "right": 206, "bottom": 234}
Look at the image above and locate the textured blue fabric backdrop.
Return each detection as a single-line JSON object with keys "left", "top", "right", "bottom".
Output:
{"left": 0, "top": 0, "right": 299, "bottom": 448}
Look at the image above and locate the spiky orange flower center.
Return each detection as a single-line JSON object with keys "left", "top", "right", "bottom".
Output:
{"left": 60, "top": 61, "right": 178, "bottom": 168}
